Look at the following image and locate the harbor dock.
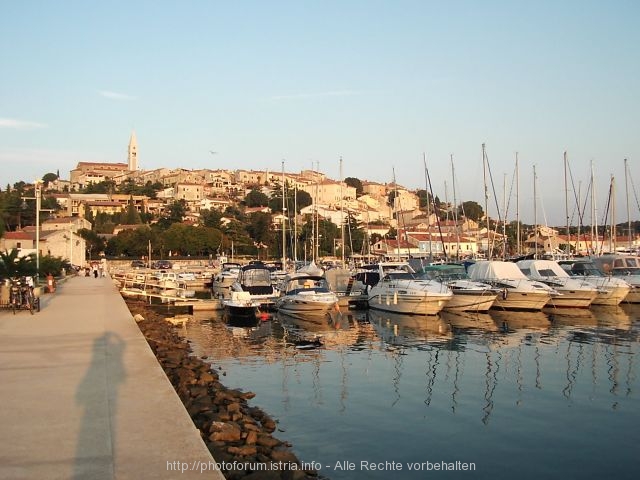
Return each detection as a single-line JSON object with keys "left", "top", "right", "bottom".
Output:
{"left": 0, "top": 274, "right": 224, "bottom": 479}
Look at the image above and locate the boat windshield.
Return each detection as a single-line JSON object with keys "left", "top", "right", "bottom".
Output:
{"left": 417, "top": 265, "right": 468, "bottom": 282}
{"left": 386, "top": 272, "right": 417, "bottom": 280}
{"left": 563, "top": 262, "right": 604, "bottom": 277}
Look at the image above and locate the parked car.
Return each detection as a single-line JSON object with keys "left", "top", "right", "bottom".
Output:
{"left": 154, "top": 260, "right": 173, "bottom": 270}
{"left": 131, "top": 260, "right": 147, "bottom": 269}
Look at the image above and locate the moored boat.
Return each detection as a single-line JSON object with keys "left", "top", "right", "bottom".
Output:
{"left": 558, "top": 259, "right": 631, "bottom": 306}
{"left": 467, "top": 260, "right": 553, "bottom": 311}
{"left": 419, "top": 263, "right": 498, "bottom": 312}
{"left": 367, "top": 262, "right": 452, "bottom": 315}
{"left": 516, "top": 259, "right": 598, "bottom": 308}
{"left": 230, "top": 264, "right": 279, "bottom": 310}
{"left": 223, "top": 291, "right": 260, "bottom": 320}
{"left": 275, "top": 273, "right": 339, "bottom": 317}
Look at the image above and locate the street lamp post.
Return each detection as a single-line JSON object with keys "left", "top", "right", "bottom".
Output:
{"left": 21, "top": 180, "right": 43, "bottom": 283}
{"left": 35, "top": 180, "right": 42, "bottom": 281}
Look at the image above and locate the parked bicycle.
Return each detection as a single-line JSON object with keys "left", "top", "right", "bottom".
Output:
{"left": 9, "top": 277, "right": 39, "bottom": 314}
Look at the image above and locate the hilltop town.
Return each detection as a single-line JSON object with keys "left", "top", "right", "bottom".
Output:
{"left": 1, "top": 133, "right": 638, "bottom": 269}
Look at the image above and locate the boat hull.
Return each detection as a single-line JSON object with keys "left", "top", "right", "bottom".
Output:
{"left": 367, "top": 291, "right": 451, "bottom": 315}
{"left": 443, "top": 291, "right": 497, "bottom": 312}
{"left": 591, "top": 287, "right": 630, "bottom": 306}
{"left": 276, "top": 294, "right": 339, "bottom": 316}
{"left": 545, "top": 289, "right": 597, "bottom": 309}
{"left": 491, "top": 290, "right": 550, "bottom": 311}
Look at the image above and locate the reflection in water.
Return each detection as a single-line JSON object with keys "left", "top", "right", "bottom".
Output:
{"left": 176, "top": 305, "right": 639, "bottom": 480}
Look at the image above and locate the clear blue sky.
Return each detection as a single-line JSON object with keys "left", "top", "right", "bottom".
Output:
{"left": 1, "top": 0, "right": 638, "bottom": 226}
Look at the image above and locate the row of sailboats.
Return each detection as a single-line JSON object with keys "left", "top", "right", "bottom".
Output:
{"left": 223, "top": 149, "right": 637, "bottom": 320}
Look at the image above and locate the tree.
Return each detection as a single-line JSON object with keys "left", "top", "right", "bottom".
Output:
{"left": 200, "top": 208, "right": 223, "bottom": 228}
{"left": 245, "top": 189, "right": 269, "bottom": 208}
{"left": 245, "top": 212, "right": 274, "bottom": 246}
{"left": 344, "top": 177, "right": 363, "bottom": 196}
{"left": 123, "top": 196, "right": 142, "bottom": 224}
{"left": 0, "top": 249, "right": 37, "bottom": 278}
{"left": 458, "top": 201, "right": 484, "bottom": 223}
{"left": 78, "top": 228, "right": 106, "bottom": 258}
{"left": 156, "top": 200, "right": 187, "bottom": 229}
{"left": 42, "top": 172, "right": 58, "bottom": 184}
{"left": 294, "top": 190, "right": 313, "bottom": 213}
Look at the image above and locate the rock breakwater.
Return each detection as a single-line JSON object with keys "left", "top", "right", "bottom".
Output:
{"left": 127, "top": 303, "right": 320, "bottom": 480}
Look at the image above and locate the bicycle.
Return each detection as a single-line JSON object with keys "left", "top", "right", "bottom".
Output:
{"left": 9, "top": 278, "right": 35, "bottom": 314}
{"left": 9, "top": 279, "right": 21, "bottom": 314}
{"left": 21, "top": 284, "right": 34, "bottom": 315}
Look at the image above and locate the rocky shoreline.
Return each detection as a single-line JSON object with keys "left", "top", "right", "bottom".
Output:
{"left": 126, "top": 302, "right": 321, "bottom": 480}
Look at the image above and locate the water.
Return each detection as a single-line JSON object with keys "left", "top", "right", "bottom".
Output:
{"left": 176, "top": 306, "right": 640, "bottom": 480}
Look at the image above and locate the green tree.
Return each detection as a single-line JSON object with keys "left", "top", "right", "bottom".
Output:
{"left": 245, "top": 212, "right": 274, "bottom": 245}
{"left": 245, "top": 189, "right": 269, "bottom": 208}
{"left": 83, "top": 180, "right": 116, "bottom": 194}
{"left": 77, "top": 228, "right": 106, "bottom": 258}
{"left": 0, "top": 249, "right": 37, "bottom": 278}
{"left": 200, "top": 208, "right": 223, "bottom": 228}
{"left": 458, "top": 201, "right": 484, "bottom": 223}
{"left": 105, "top": 226, "right": 156, "bottom": 257}
{"left": 344, "top": 177, "right": 363, "bottom": 196}
{"left": 42, "top": 172, "right": 58, "bottom": 184}
{"left": 123, "top": 196, "right": 142, "bottom": 224}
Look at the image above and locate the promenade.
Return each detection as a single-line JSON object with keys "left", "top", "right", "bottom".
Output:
{"left": 0, "top": 274, "right": 224, "bottom": 480}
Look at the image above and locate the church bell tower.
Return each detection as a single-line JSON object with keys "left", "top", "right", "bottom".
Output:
{"left": 128, "top": 130, "right": 138, "bottom": 171}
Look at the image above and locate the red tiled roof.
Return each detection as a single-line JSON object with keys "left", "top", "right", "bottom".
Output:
{"left": 3, "top": 231, "right": 33, "bottom": 240}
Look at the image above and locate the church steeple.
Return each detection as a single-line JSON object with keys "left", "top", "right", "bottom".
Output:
{"left": 128, "top": 130, "right": 138, "bottom": 171}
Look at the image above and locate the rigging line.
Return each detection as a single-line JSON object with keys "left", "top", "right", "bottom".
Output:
{"left": 503, "top": 161, "right": 517, "bottom": 225}
{"left": 424, "top": 155, "right": 448, "bottom": 261}
{"left": 539, "top": 187, "right": 550, "bottom": 228}
{"left": 567, "top": 158, "right": 587, "bottom": 228}
{"left": 601, "top": 180, "right": 612, "bottom": 227}
{"left": 483, "top": 149, "right": 504, "bottom": 224}
{"left": 628, "top": 165, "right": 640, "bottom": 214}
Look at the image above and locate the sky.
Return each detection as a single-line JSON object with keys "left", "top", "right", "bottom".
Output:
{"left": 1, "top": 0, "right": 639, "bottom": 226}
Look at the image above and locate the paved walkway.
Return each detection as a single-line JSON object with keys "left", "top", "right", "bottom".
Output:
{"left": 0, "top": 275, "right": 224, "bottom": 480}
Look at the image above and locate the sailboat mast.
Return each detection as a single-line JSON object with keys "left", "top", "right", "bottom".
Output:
{"left": 423, "top": 153, "right": 433, "bottom": 260}
{"left": 281, "top": 160, "right": 286, "bottom": 269}
{"left": 625, "top": 158, "right": 632, "bottom": 251}
{"left": 451, "top": 155, "right": 461, "bottom": 260}
{"left": 564, "top": 151, "right": 571, "bottom": 256}
{"left": 294, "top": 183, "right": 298, "bottom": 263}
{"left": 393, "top": 167, "right": 401, "bottom": 261}
{"left": 502, "top": 172, "right": 507, "bottom": 260}
{"left": 534, "top": 164, "right": 538, "bottom": 259}
{"left": 516, "top": 152, "right": 520, "bottom": 256}
{"left": 482, "top": 144, "right": 490, "bottom": 258}
{"left": 340, "top": 156, "right": 345, "bottom": 266}
{"left": 610, "top": 175, "right": 616, "bottom": 253}
{"left": 591, "top": 161, "right": 598, "bottom": 255}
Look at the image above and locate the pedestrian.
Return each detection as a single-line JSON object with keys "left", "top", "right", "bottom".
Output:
{"left": 93, "top": 264, "right": 98, "bottom": 278}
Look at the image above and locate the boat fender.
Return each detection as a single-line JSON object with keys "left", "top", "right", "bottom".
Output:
{"left": 502, "top": 288, "right": 508, "bottom": 300}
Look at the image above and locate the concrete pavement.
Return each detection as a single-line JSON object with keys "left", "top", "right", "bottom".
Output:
{"left": 0, "top": 274, "right": 224, "bottom": 479}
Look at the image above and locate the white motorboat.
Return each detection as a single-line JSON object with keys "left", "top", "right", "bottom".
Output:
{"left": 275, "top": 273, "right": 339, "bottom": 316}
{"left": 231, "top": 263, "right": 279, "bottom": 309}
{"left": 367, "top": 262, "right": 452, "bottom": 316}
{"left": 324, "top": 268, "right": 368, "bottom": 308}
{"left": 558, "top": 259, "right": 631, "bottom": 306}
{"left": 223, "top": 291, "right": 260, "bottom": 319}
{"left": 467, "top": 261, "right": 553, "bottom": 311}
{"left": 592, "top": 254, "right": 640, "bottom": 303}
{"left": 516, "top": 259, "right": 599, "bottom": 308}
{"left": 419, "top": 263, "right": 498, "bottom": 312}
{"left": 211, "top": 262, "right": 242, "bottom": 298}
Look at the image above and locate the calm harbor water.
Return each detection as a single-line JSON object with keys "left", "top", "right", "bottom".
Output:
{"left": 176, "top": 305, "right": 639, "bottom": 480}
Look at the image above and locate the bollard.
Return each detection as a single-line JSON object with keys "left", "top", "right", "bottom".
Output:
{"left": 47, "top": 274, "right": 56, "bottom": 293}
